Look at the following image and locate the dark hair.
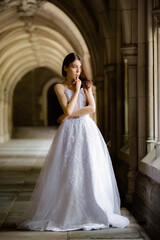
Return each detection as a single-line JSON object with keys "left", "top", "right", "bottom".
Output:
{"left": 62, "top": 53, "right": 92, "bottom": 90}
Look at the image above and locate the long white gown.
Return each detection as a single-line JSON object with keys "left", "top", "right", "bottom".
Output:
{"left": 16, "top": 88, "right": 130, "bottom": 231}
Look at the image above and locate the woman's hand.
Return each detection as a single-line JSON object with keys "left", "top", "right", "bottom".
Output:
{"left": 57, "top": 113, "right": 69, "bottom": 124}
{"left": 72, "top": 77, "right": 81, "bottom": 92}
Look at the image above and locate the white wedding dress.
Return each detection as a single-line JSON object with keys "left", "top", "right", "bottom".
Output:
{"left": 16, "top": 88, "right": 130, "bottom": 231}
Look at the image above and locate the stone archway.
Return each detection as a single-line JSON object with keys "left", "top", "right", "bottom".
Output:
{"left": 40, "top": 77, "right": 62, "bottom": 126}
{"left": 47, "top": 84, "right": 64, "bottom": 126}
{"left": 0, "top": 1, "right": 92, "bottom": 143}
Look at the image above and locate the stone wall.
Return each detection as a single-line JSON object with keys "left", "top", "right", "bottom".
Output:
{"left": 131, "top": 172, "right": 160, "bottom": 240}
{"left": 113, "top": 158, "right": 129, "bottom": 206}
{"left": 114, "top": 158, "right": 160, "bottom": 239}
{"left": 13, "top": 67, "right": 56, "bottom": 126}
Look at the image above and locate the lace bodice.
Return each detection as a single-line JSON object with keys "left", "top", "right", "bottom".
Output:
{"left": 64, "top": 88, "right": 87, "bottom": 110}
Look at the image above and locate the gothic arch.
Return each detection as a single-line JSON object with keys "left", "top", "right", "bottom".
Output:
{"left": 40, "top": 77, "right": 62, "bottom": 126}
{"left": 0, "top": 1, "right": 92, "bottom": 142}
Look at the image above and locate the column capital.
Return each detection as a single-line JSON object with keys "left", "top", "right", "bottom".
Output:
{"left": 120, "top": 45, "right": 137, "bottom": 66}
{"left": 94, "top": 74, "right": 104, "bottom": 82}
{"left": 153, "top": 9, "right": 160, "bottom": 27}
{"left": 104, "top": 64, "right": 116, "bottom": 72}
{"left": 94, "top": 75, "right": 104, "bottom": 88}
{"left": 104, "top": 64, "right": 116, "bottom": 79}
{"left": 121, "top": 45, "right": 137, "bottom": 55}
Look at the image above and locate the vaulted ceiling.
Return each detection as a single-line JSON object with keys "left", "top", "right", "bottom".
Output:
{"left": 0, "top": 0, "right": 123, "bottom": 144}
{"left": 0, "top": 0, "right": 114, "bottom": 96}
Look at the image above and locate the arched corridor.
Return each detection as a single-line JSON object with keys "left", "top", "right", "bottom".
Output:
{"left": 47, "top": 83, "right": 63, "bottom": 126}
{"left": 0, "top": 0, "right": 160, "bottom": 239}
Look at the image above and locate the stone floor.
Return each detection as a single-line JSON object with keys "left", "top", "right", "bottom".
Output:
{"left": 0, "top": 137, "right": 151, "bottom": 240}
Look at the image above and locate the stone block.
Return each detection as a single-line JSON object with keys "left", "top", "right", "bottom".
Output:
{"left": 68, "top": 228, "right": 142, "bottom": 239}
{"left": 0, "top": 231, "right": 67, "bottom": 240}
{"left": 150, "top": 184, "right": 160, "bottom": 207}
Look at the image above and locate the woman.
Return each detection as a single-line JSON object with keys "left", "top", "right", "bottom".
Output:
{"left": 16, "top": 53, "right": 130, "bottom": 231}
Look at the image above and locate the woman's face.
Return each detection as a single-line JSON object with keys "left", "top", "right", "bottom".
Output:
{"left": 65, "top": 59, "right": 82, "bottom": 80}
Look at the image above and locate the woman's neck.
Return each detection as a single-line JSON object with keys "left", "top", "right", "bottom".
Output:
{"left": 63, "top": 78, "right": 73, "bottom": 87}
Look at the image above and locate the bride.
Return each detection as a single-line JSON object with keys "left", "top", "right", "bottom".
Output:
{"left": 16, "top": 53, "right": 130, "bottom": 231}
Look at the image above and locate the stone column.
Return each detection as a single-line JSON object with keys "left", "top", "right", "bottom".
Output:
{"left": 9, "top": 90, "right": 14, "bottom": 139}
{"left": 5, "top": 102, "right": 10, "bottom": 141}
{"left": 0, "top": 98, "right": 4, "bottom": 143}
{"left": 103, "top": 67, "right": 110, "bottom": 143}
{"left": 123, "top": 59, "right": 129, "bottom": 144}
{"left": 137, "top": 0, "right": 146, "bottom": 161}
{"left": 119, "top": 58, "right": 129, "bottom": 145}
{"left": 94, "top": 75, "right": 105, "bottom": 134}
{"left": 121, "top": 45, "right": 138, "bottom": 203}
{"left": 146, "top": 1, "right": 155, "bottom": 152}
{"left": 0, "top": 87, "right": 11, "bottom": 142}
{"left": 3, "top": 91, "right": 9, "bottom": 141}
{"left": 154, "top": 9, "right": 160, "bottom": 154}
{"left": 0, "top": 89, "right": 5, "bottom": 143}
{"left": 105, "top": 64, "right": 117, "bottom": 157}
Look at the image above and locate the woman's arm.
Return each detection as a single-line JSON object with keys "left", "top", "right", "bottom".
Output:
{"left": 56, "top": 86, "right": 96, "bottom": 124}
{"left": 54, "top": 79, "right": 81, "bottom": 116}
{"left": 70, "top": 87, "right": 96, "bottom": 116}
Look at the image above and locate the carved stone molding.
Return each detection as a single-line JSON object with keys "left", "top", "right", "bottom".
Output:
{"left": 120, "top": 45, "right": 137, "bottom": 66}
{"left": 104, "top": 64, "right": 116, "bottom": 79}
{"left": 153, "top": 9, "right": 160, "bottom": 27}
{"left": 121, "top": 45, "right": 137, "bottom": 55}
{"left": 0, "top": 0, "right": 43, "bottom": 17}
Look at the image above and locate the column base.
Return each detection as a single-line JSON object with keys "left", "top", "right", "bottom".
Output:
{"left": 146, "top": 139, "right": 155, "bottom": 152}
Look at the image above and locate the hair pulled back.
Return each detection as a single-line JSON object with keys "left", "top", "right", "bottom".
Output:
{"left": 62, "top": 53, "right": 92, "bottom": 90}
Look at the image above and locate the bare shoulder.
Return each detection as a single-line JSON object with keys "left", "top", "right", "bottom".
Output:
{"left": 54, "top": 83, "right": 65, "bottom": 94}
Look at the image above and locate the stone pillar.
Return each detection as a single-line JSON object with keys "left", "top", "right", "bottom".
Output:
{"left": 3, "top": 91, "right": 9, "bottom": 141}
{"left": 154, "top": 9, "right": 160, "bottom": 154}
{"left": 121, "top": 46, "right": 138, "bottom": 203}
{"left": 157, "top": 26, "right": 160, "bottom": 154}
{"left": 105, "top": 64, "right": 117, "bottom": 157}
{"left": 94, "top": 75, "right": 105, "bottom": 134}
{"left": 137, "top": 0, "right": 146, "bottom": 160}
{"left": 0, "top": 89, "right": 5, "bottom": 143}
{"left": 8, "top": 96, "right": 12, "bottom": 139}
{"left": 0, "top": 87, "right": 11, "bottom": 142}
{"left": 0, "top": 98, "right": 4, "bottom": 143}
{"left": 9, "top": 90, "right": 14, "bottom": 139}
{"left": 123, "top": 59, "right": 129, "bottom": 144}
{"left": 146, "top": 1, "right": 155, "bottom": 152}
{"left": 3, "top": 99, "right": 7, "bottom": 141}
{"left": 103, "top": 68, "right": 110, "bottom": 143}
{"left": 6, "top": 102, "right": 10, "bottom": 141}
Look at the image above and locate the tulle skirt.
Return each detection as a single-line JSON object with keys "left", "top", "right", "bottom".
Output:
{"left": 16, "top": 115, "right": 129, "bottom": 231}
